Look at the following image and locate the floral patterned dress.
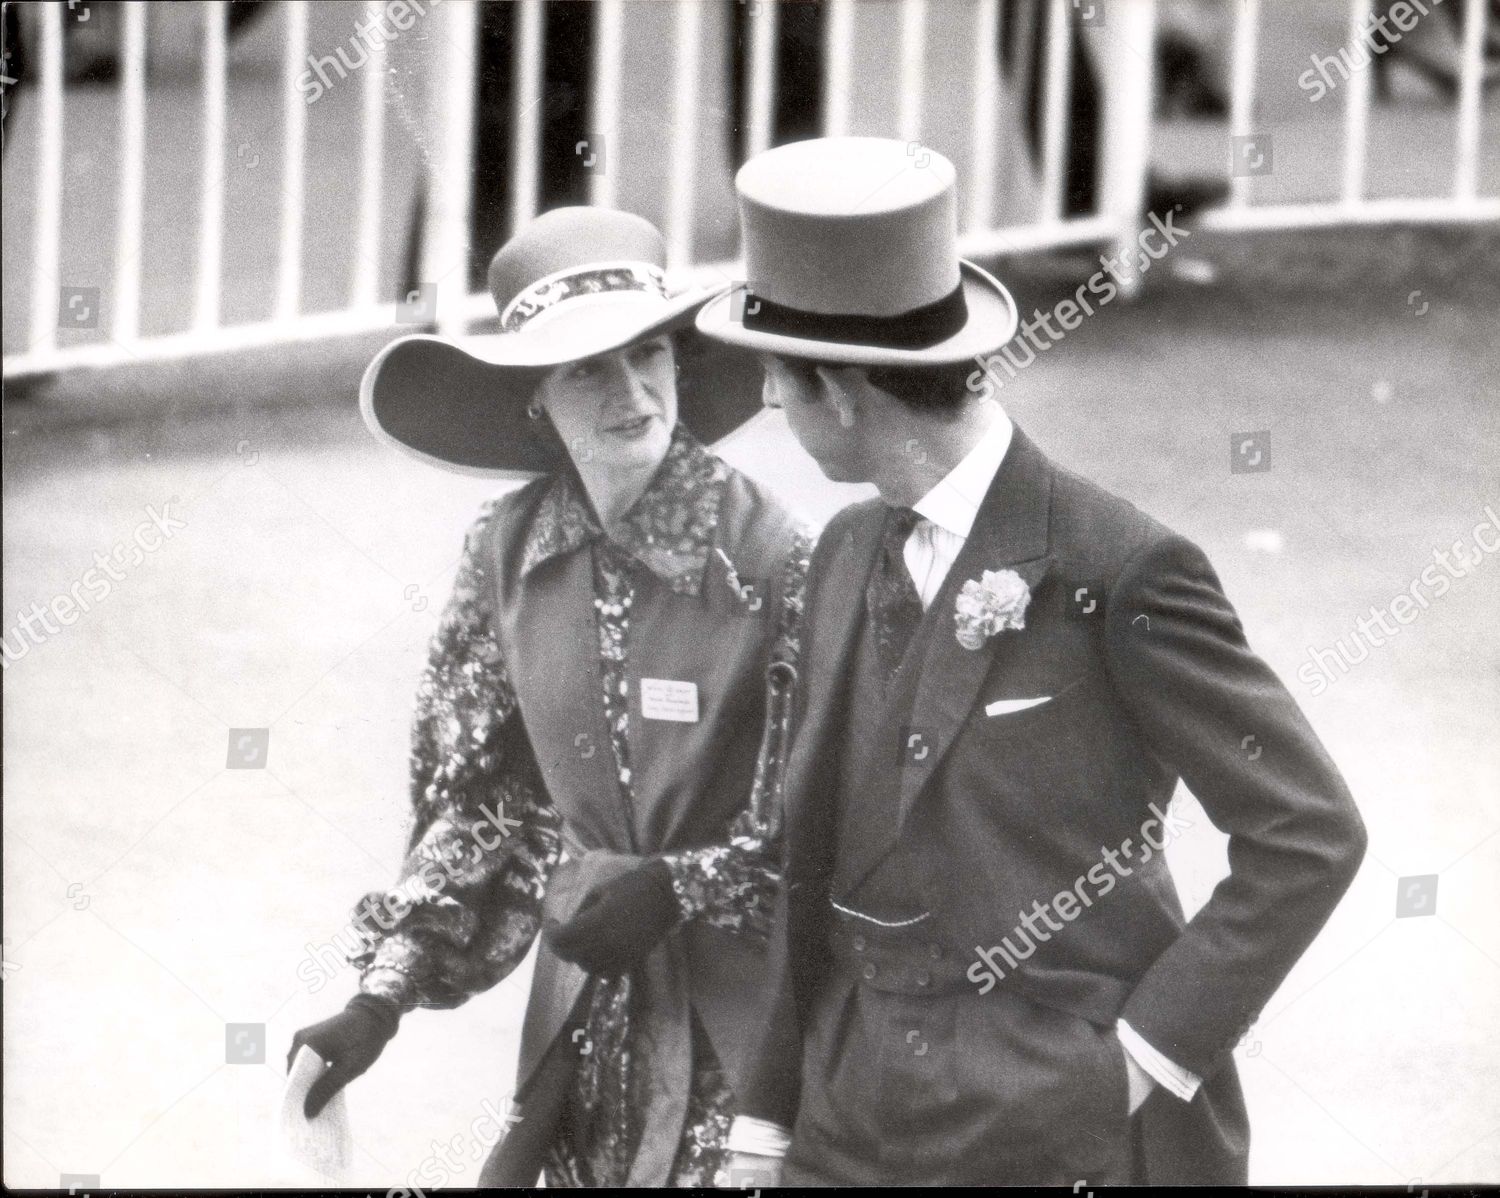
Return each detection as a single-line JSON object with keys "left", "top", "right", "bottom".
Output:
{"left": 350, "top": 428, "right": 810, "bottom": 1186}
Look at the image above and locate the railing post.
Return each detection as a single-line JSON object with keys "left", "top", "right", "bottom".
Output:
{"left": 29, "top": 1, "right": 64, "bottom": 355}
{"left": 275, "top": 0, "right": 310, "bottom": 322}
{"left": 1341, "top": 0, "right": 1375, "bottom": 206}
{"left": 896, "top": 0, "right": 927, "bottom": 144}
{"left": 1227, "top": 0, "right": 1262, "bottom": 211}
{"left": 114, "top": 1, "right": 148, "bottom": 345}
{"left": 666, "top": 0, "right": 705, "bottom": 270}
{"left": 194, "top": 0, "right": 228, "bottom": 333}
{"left": 591, "top": 0, "right": 625, "bottom": 207}
{"left": 822, "top": 0, "right": 855, "bottom": 137}
{"left": 1096, "top": 0, "right": 1158, "bottom": 298}
{"left": 1037, "top": 0, "right": 1074, "bottom": 224}
{"left": 744, "top": 0, "right": 780, "bottom": 161}
{"left": 510, "top": 0, "right": 544, "bottom": 235}
{"left": 1454, "top": 0, "right": 1487, "bottom": 202}
{"left": 966, "top": 0, "right": 1002, "bottom": 235}
{"left": 351, "top": 0, "right": 390, "bottom": 310}
{"left": 424, "top": 0, "right": 479, "bottom": 338}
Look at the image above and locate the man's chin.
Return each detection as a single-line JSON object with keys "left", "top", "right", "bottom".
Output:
{"left": 811, "top": 457, "right": 863, "bottom": 485}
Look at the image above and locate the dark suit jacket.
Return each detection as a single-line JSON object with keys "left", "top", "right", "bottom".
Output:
{"left": 742, "top": 426, "right": 1367, "bottom": 1183}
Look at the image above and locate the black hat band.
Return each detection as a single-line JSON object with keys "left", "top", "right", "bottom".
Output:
{"left": 739, "top": 280, "right": 968, "bottom": 350}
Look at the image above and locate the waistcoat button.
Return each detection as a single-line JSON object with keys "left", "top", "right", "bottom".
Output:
{"left": 862, "top": 962, "right": 878, "bottom": 982}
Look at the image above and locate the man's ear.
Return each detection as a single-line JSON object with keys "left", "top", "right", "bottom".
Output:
{"left": 815, "top": 364, "right": 868, "bottom": 429}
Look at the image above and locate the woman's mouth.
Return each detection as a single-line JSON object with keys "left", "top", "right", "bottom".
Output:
{"left": 604, "top": 414, "right": 656, "bottom": 439}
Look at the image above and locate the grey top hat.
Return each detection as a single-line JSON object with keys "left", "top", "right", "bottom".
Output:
{"left": 697, "top": 137, "right": 1019, "bottom": 366}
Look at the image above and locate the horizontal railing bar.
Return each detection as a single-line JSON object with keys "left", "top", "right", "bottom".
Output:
{"left": 17, "top": 195, "right": 1500, "bottom": 379}
{"left": 1197, "top": 197, "right": 1500, "bottom": 230}
{"left": 6, "top": 307, "right": 420, "bottom": 379}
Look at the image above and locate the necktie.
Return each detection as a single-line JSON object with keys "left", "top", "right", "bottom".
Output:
{"left": 866, "top": 506, "right": 924, "bottom": 686}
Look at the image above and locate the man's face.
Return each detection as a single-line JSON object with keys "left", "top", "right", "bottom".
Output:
{"left": 759, "top": 353, "right": 868, "bottom": 483}
{"left": 535, "top": 335, "right": 678, "bottom": 472}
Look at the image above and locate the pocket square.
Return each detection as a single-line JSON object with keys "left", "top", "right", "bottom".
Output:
{"left": 985, "top": 696, "right": 1051, "bottom": 717}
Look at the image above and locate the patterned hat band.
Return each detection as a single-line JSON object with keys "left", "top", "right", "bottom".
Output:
{"left": 499, "top": 261, "right": 670, "bottom": 333}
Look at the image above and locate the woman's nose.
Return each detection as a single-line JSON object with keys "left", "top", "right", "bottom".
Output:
{"left": 609, "top": 361, "right": 657, "bottom": 410}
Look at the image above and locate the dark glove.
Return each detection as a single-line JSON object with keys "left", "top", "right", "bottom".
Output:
{"left": 287, "top": 993, "right": 401, "bottom": 1118}
{"left": 547, "top": 858, "right": 681, "bottom": 976}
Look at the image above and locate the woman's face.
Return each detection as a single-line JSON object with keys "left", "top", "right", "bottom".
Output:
{"left": 535, "top": 335, "right": 679, "bottom": 474}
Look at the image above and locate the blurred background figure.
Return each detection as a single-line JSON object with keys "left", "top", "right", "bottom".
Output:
{"left": 1002, "top": 0, "right": 1231, "bottom": 218}
{"left": 1372, "top": 0, "right": 1500, "bottom": 100}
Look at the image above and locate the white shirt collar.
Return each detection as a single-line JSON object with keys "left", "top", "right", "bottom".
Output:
{"left": 911, "top": 404, "right": 1013, "bottom": 540}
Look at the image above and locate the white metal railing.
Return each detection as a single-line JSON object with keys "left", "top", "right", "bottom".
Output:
{"left": 195, "top": 0, "right": 226, "bottom": 333}
{"left": 1202, "top": 0, "right": 1499, "bottom": 232}
{"left": 114, "top": 0, "right": 147, "bottom": 345}
{"left": 27, "top": 2, "right": 64, "bottom": 357}
{"left": 4, "top": 0, "right": 1497, "bottom": 381}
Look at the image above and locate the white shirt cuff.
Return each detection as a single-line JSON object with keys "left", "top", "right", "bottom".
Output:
{"left": 1116, "top": 1018, "right": 1201, "bottom": 1102}
{"left": 725, "top": 1115, "right": 792, "bottom": 1158}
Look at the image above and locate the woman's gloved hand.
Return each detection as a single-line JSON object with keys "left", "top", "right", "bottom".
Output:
{"left": 287, "top": 994, "right": 401, "bottom": 1118}
{"left": 547, "top": 857, "right": 682, "bottom": 976}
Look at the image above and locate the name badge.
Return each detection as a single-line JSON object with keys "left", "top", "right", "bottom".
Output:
{"left": 640, "top": 678, "right": 700, "bottom": 723}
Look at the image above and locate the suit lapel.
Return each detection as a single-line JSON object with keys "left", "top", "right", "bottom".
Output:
{"left": 504, "top": 549, "right": 638, "bottom": 853}
{"left": 834, "top": 428, "right": 1055, "bottom": 899}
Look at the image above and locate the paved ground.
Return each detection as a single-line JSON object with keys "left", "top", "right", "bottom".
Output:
{"left": 4, "top": 221, "right": 1498, "bottom": 1189}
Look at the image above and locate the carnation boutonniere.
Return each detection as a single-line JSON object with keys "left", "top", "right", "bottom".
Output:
{"left": 954, "top": 568, "right": 1031, "bottom": 650}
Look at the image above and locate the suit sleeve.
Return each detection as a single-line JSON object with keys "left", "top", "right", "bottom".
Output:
{"left": 352, "top": 501, "right": 562, "bottom": 1011}
{"left": 735, "top": 875, "right": 807, "bottom": 1128}
{"left": 1105, "top": 532, "right": 1366, "bottom": 1079}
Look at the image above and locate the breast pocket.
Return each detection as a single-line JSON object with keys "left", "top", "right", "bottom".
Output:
{"left": 966, "top": 673, "right": 1122, "bottom": 824}
{"left": 978, "top": 675, "right": 1090, "bottom": 731}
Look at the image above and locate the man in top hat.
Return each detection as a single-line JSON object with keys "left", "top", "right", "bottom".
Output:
{"left": 697, "top": 137, "right": 1367, "bottom": 1185}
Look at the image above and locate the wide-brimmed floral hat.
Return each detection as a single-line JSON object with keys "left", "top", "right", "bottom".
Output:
{"left": 360, "top": 207, "right": 764, "bottom": 478}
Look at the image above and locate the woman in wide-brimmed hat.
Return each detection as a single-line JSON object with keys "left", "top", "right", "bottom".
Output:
{"left": 289, "top": 207, "right": 811, "bottom": 1187}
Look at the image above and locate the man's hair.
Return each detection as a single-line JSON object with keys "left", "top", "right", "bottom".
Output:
{"left": 774, "top": 354, "right": 976, "bottom": 414}
{"left": 863, "top": 361, "right": 975, "bottom": 413}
